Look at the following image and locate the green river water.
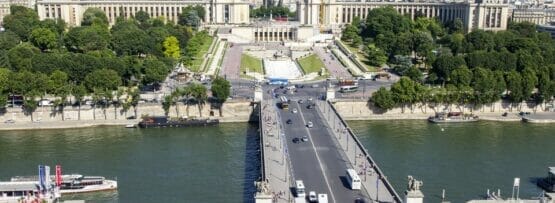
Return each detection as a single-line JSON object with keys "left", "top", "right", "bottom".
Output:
{"left": 0, "top": 121, "right": 553, "bottom": 202}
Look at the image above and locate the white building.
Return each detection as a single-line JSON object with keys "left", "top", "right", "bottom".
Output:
{"left": 0, "top": 0, "right": 36, "bottom": 25}
{"left": 36, "top": 0, "right": 251, "bottom": 26}
{"left": 297, "top": 0, "right": 510, "bottom": 32}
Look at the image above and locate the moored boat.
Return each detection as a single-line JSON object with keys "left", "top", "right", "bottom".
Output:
{"left": 138, "top": 116, "right": 219, "bottom": 128}
{"left": 0, "top": 181, "right": 60, "bottom": 203}
{"left": 11, "top": 165, "right": 117, "bottom": 194}
{"left": 537, "top": 167, "right": 555, "bottom": 192}
{"left": 428, "top": 112, "right": 479, "bottom": 123}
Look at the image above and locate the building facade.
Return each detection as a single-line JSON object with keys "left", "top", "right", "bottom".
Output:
{"left": 0, "top": 0, "right": 36, "bottom": 25}
{"left": 297, "top": 0, "right": 510, "bottom": 32}
{"left": 511, "top": 8, "right": 555, "bottom": 24}
{"left": 36, "top": 0, "right": 251, "bottom": 26}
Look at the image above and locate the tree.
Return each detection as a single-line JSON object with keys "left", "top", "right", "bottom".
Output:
{"left": 82, "top": 8, "right": 109, "bottom": 27}
{"left": 2, "top": 5, "right": 40, "bottom": 41}
{"left": 163, "top": 36, "right": 181, "bottom": 59}
{"left": 39, "top": 18, "right": 66, "bottom": 36}
{"left": 7, "top": 43, "right": 40, "bottom": 71}
{"left": 189, "top": 83, "right": 207, "bottom": 117}
{"left": 341, "top": 24, "right": 359, "bottom": 43}
{"left": 449, "top": 65, "right": 472, "bottom": 88}
{"left": 464, "top": 30, "right": 494, "bottom": 52}
{"left": 111, "top": 20, "right": 149, "bottom": 56}
{"left": 431, "top": 55, "right": 466, "bottom": 85}
{"left": 506, "top": 70, "right": 524, "bottom": 106}
{"left": 50, "top": 70, "right": 70, "bottom": 120}
{"left": 162, "top": 95, "right": 172, "bottom": 116}
{"left": 471, "top": 67, "right": 494, "bottom": 107}
{"left": 84, "top": 68, "right": 122, "bottom": 93}
{"left": 29, "top": 28, "right": 58, "bottom": 51}
{"left": 64, "top": 26, "right": 110, "bottom": 52}
{"left": 134, "top": 11, "right": 150, "bottom": 25}
{"left": 178, "top": 6, "right": 202, "bottom": 28}
{"left": 390, "top": 77, "right": 419, "bottom": 112}
{"left": 365, "top": 44, "right": 387, "bottom": 66}
{"left": 72, "top": 84, "right": 87, "bottom": 120}
{"left": 0, "top": 31, "right": 20, "bottom": 50}
{"left": 142, "top": 58, "right": 170, "bottom": 89}
{"left": 211, "top": 76, "right": 231, "bottom": 116}
{"left": 411, "top": 31, "right": 434, "bottom": 60}
{"left": 372, "top": 87, "right": 395, "bottom": 111}
{"left": 0, "top": 68, "right": 11, "bottom": 108}
{"left": 521, "top": 67, "right": 538, "bottom": 101}
{"left": 405, "top": 66, "right": 423, "bottom": 82}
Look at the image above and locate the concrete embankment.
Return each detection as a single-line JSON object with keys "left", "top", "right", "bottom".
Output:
{"left": 332, "top": 100, "right": 554, "bottom": 122}
{"left": 0, "top": 101, "right": 255, "bottom": 130}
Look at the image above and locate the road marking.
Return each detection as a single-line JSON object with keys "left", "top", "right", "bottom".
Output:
{"left": 296, "top": 102, "right": 337, "bottom": 203}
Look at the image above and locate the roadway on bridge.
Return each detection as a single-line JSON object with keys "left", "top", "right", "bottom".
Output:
{"left": 277, "top": 99, "right": 368, "bottom": 203}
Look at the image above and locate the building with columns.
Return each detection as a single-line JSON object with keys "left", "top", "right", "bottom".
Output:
{"left": 511, "top": 8, "right": 555, "bottom": 24}
{"left": 36, "top": 0, "right": 251, "bottom": 27}
{"left": 297, "top": 0, "right": 510, "bottom": 32}
{"left": 0, "top": 0, "right": 36, "bottom": 25}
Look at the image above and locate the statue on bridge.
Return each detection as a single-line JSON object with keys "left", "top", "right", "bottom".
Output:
{"left": 407, "top": 175, "right": 423, "bottom": 192}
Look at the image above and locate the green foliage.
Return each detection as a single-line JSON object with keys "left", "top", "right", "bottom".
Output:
{"left": 372, "top": 87, "right": 395, "bottom": 110}
{"left": 7, "top": 43, "right": 40, "bottom": 71}
{"left": 30, "top": 28, "right": 58, "bottom": 51}
{"left": 0, "top": 31, "right": 20, "bottom": 50}
{"left": 142, "top": 58, "right": 170, "bottom": 86}
{"left": 178, "top": 5, "right": 206, "bottom": 27}
{"left": 183, "top": 31, "right": 212, "bottom": 71}
{"left": 250, "top": 6, "right": 293, "bottom": 18}
{"left": 3, "top": 5, "right": 40, "bottom": 41}
{"left": 64, "top": 26, "right": 110, "bottom": 52}
{"left": 365, "top": 45, "right": 387, "bottom": 66}
{"left": 110, "top": 19, "right": 149, "bottom": 56}
{"left": 163, "top": 36, "right": 181, "bottom": 59}
{"left": 82, "top": 8, "right": 109, "bottom": 27}
{"left": 84, "top": 68, "right": 122, "bottom": 92}
{"left": 297, "top": 54, "right": 326, "bottom": 74}
{"left": 211, "top": 76, "right": 231, "bottom": 103}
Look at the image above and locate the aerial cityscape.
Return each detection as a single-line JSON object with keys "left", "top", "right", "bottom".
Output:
{"left": 0, "top": 0, "right": 554, "bottom": 202}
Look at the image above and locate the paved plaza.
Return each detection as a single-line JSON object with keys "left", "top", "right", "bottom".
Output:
{"left": 263, "top": 59, "right": 303, "bottom": 80}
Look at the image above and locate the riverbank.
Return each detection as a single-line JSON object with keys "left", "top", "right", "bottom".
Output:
{"left": 332, "top": 100, "right": 555, "bottom": 123}
{"left": 0, "top": 101, "right": 254, "bottom": 131}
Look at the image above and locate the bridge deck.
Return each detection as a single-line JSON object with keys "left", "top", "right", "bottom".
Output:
{"left": 270, "top": 97, "right": 400, "bottom": 203}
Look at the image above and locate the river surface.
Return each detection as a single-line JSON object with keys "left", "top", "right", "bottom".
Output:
{"left": 0, "top": 123, "right": 260, "bottom": 203}
{"left": 349, "top": 120, "right": 555, "bottom": 202}
{"left": 0, "top": 121, "right": 553, "bottom": 202}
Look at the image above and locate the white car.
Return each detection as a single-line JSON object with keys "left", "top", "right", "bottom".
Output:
{"left": 307, "top": 121, "right": 313, "bottom": 128}
{"left": 308, "top": 191, "right": 317, "bottom": 202}
{"left": 292, "top": 108, "right": 298, "bottom": 113}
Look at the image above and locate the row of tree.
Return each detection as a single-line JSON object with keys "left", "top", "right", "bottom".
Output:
{"left": 0, "top": 5, "right": 221, "bottom": 118}
{"left": 162, "top": 77, "right": 231, "bottom": 117}
{"left": 340, "top": 6, "right": 555, "bottom": 110}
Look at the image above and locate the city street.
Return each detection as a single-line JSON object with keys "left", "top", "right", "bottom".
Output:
{"left": 276, "top": 100, "right": 369, "bottom": 202}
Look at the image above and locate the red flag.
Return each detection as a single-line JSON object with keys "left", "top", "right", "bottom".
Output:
{"left": 55, "top": 165, "right": 62, "bottom": 186}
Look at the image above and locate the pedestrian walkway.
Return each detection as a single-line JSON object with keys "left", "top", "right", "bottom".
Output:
{"left": 259, "top": 100, "right": 293, "bottom": 203}
{"left": 206, "top": 40, "right": 226, "bottom": 76}
{"left": 220, "top": 44, "right": 243, "bottom": 79}
{"left": 332, "top": 47, "right": 363, "bottom": 76}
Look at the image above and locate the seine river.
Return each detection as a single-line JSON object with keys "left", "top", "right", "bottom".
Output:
{"left": 0, "top": 121, "right": 553, "bottom": 202}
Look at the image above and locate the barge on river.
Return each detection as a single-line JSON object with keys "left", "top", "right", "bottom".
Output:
{"left": 428, "top": 112, "right": 479, "bottom": 123}
{"left": 138, "top": 116, "right": 219, "bottom": 128}
{"left": 538, "top": 167, "right": 555, "bottom": 192}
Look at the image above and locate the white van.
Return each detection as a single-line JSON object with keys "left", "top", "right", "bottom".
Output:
{"left": 296, "top": 180, "right": 306, "bottom": 197}
{"left": 286, "top": 85, "right": 296, "bottom": 90}
{"left": 346, "top": 169, "right": 362, "bottom": 190}
{"left": 318, "top": 194, "right": 328, "bottom": 203}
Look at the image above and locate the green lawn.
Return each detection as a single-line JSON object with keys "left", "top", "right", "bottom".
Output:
{"left": 189, "top": 36, "right": 214, "bottom": 72}
{"left": 240, "top": 54, "right": 263, "bottom": 75}
{"left": 341, "top": 41, "right": 378, "bottom": 72}
{"left": 297, "top": 54, "right": 326, "bottom": 74}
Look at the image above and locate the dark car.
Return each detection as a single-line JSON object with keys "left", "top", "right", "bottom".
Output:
{"left": 286, "top": 119, "right": 292, "bottom": 124}
{"left": 354, "top": 198, "right": 366, "bottom": 203}
{"left": 292, "top": 137, "right": 300, "bottom": 143}
{"left": 307, "top": 105, "right": 313, "bottom": 109}
{"left": 502, "top": 112, "right": 508, "bottom": 117}
{"left": 126, "top": 115, "right": 137, "bottom": 120}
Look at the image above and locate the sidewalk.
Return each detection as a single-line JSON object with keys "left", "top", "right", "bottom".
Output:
{"left": 260, "top": 100, "right": 293, "bottom": 203}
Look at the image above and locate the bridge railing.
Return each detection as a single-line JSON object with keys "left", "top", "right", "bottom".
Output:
{"left": 258, "top": 101, "right": 267, "bottom": 181}
{"left": 317, "top": 100, "right": 403, "bottom": 203}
